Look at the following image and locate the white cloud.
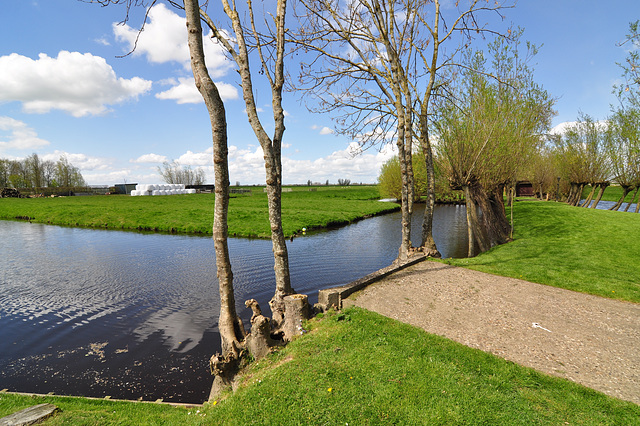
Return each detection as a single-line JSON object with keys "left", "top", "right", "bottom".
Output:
{"left": 0, "top": 51, "right": 152, "bottom": 117}
{"left": 80, "top": 141, "right": 393, "bottom": 186}
{"left": 131, "top": 153, "right": 168, "bottom": 163}
{"left": 156, "top": 77, "right": 238, "bottom": 104}
{"left": 113, "top": 3, "right": 232, "bottom": 77}
{"left": 550, "top": 120, "right": 609, "bottom": 135}
{"left": 41, "top": 150, "right": 109, "bottom": 171}
{"left": 177, "top": 148, "right": 213, "bottom": 166}
{"left": 311, "top": 124, "right": 334, "bottom": 135}
{"left": 0, "top": 116, "right": 50, "bottom": 152}
{"left": 95, "top": 37, "right": 110, "bottom": 46}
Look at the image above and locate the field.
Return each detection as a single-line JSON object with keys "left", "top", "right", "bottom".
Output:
{"left": 0, "top": 186, "right": 398, "bottom": 238}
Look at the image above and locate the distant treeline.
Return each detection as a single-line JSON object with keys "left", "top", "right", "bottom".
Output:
{"left": 0, "top": 153, "right": 86, "bottom": 190}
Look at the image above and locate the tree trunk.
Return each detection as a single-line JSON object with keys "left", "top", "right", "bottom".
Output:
{"left": 572, "top": 183, "right": 585, "bottom": 206}
{"left": 418, "top": 122, "right": 440, "bottom": 258}
{"left": 463, "top": 182, "right": 490, "bottom": 256}
{"left": 396, "top": 121, "right": 412, "bottom": 260}
{"left": 566, "top": 182, "right": 577, "bottom": 204}
{"left": 609, "top": 185, "right": 631, "bottom": 211}
{"left": 624, "top": 187, "right": 638, "bottom": 212}
{"left": 185, "top": 0, "right": 244, "bottom": 359}
{"left": 222, "top": 0, "right": 294, "bottom": 327}
{"left": 580, "top": 184, "right": 595, "bottom": 207}
{"left": 591, "top": 182, "right": 609, "bottom": 209}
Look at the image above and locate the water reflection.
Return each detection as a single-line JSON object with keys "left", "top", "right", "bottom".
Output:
{"left": 0, "top": 203, "right": 467, "bottom": 402}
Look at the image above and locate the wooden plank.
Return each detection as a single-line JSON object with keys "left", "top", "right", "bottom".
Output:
{"left": 0, "top": 403, "right": 58, "bottom": 426}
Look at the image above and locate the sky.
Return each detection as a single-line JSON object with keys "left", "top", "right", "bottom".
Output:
{"left": 0, "top": 0, "right": 638, "bottom": 186}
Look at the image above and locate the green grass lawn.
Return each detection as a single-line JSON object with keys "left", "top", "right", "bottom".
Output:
{"left": 0, "top": 186, "right": 398, "bottom": 238}
{"left": 444, "top": 199, "right": 640, "bottom": 303}
{"left": 4, "top": 308, "right": 637, "bottom": 424}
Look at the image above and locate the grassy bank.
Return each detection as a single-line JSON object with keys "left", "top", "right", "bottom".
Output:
{"left": 0, "top": 186, "right": 398, "bottom": 238}
{"left": 444, "top": 200, "right": 640, "bottom": 303}
{"left": 3, "top": 308, "right": 638, "bottom": 424}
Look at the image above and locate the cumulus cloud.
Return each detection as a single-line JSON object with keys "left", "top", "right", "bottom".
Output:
{"left": 0, "top": 116, "right": 50, "bottom": 152}
{"left": 177, "top": 148, "right": 214, "bottom": 166}
{"left": 227, "top": 142, "right": 394, "bottom": 184}
{"left": 156, "top": 77, "right": 238, "bottom": 104}
{"left": 0, "top": 51, "right": 152, "bottom": 117}
{"left": 311, "top": 124, "right": 335, "bottom": 135}
{"left": 113, "top": 3, "right": 232, "bottom": 77}
{"left": 550, "top": 120, "right": 608, "bottom": 135}
{"left": 131, "top": 153, "right": 168, "bottom": 163}
{"left": 41, "top": 151, "right": 109, "bottom": 171}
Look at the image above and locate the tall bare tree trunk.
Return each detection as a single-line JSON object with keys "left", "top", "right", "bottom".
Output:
{"left": 220, "top": 0, "right": 294, "bottom": 326}
{"left": 419, "top": 126, "right": 440, "bottom": 257}
{"left": 417, "top": 0, "right": 441, "bottom": 258}
{"left": 185, "top": 0, "right": 244, "bottom": 359}
{"left": 396, "top": 118, "right": 412, "bottom": 260}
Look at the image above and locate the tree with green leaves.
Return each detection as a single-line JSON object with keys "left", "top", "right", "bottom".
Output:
{"left": 434, "top": 36, "right": 553, "bottom": 256}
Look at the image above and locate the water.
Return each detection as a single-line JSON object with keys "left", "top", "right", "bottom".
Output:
{"left": 580, "top": 199, "right": 638, "bottom": 212}
{"left": 0, "top": 203, "right": 467, "bottom": 403}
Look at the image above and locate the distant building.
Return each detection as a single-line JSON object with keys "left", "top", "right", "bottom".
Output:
{"left": 114, "top": 183, "right": 138, "bottom": 195}
{"left": 515, "top": 181, "right": 534, "bottom": 197}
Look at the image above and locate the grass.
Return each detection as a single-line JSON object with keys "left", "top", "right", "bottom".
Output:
{"left": 0, "top": 186, "right": 398, "bottom": 238}
{"left": 2, "top": 307, "right": 638, "bottom": 425}
{"left": 443, "top": 199, "right": 640, "bottom": 303}
{"left": 0, "top": 393, "right": 205, "bottom": 425}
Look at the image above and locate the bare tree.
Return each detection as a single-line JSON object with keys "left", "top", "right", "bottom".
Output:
{"left": 89, "top": 0, "right": 300, "bottom": 397}
{"left": 157, "top": 160, "right": 205, "bottom": 185}
{"left": 294, "top": 0, "right": 516, "bottom": 260}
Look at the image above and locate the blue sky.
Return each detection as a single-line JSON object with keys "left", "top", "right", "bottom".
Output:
{"left": 0, "top": 1, "right": 637, "bottom": 185}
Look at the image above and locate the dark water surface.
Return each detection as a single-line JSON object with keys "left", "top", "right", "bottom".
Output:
{"left": 0, "top": 203, "right": 467, "bottom": 403}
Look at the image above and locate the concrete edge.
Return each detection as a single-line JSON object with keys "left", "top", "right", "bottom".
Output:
{"left": 317, "top": 254, "right": 427, "bottom": 310}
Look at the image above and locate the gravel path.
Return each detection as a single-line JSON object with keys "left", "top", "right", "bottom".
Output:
{"left": 345, "top": 261, "right": 640, "bottom": 405}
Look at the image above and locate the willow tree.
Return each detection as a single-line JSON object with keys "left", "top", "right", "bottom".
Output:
{"left": 554, "top": 115, "right": 610, "bottom": 208}
{"left": 434, "top": 37, "right": 553, "bottom": 256}
{"left": 605, "top": 106, "right": 640, "bottom": 211}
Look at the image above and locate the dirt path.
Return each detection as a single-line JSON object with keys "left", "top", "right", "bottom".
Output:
{"left": 345, "top": 261, "right": 640, "bottom": 405}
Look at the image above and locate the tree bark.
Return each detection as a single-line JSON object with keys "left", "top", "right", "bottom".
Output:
{"left": 624, "top": 187, "right": 638, "bottom": 212}
{"left": 417, "top": 0, "right": 441, "bottom": 258}
{"left": 219, "top": 0, "right": 294, "bottom": 326}
{"left": 591, "top": 182, "right": 609, "bottom": 209}
{"left": 185, "top": 0, "right": 244, "bottom": 358}
{"left": 580, "top": 184, "right": 595, "bottom": 207}
{"left": 463, "top": 182, "right": 490, "bottom": 256}
{"left": 609, "top": 185, "right": 631, "bottom": 211}
{"left": 396, "top": 117, "right": 412, "bottom": 260}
